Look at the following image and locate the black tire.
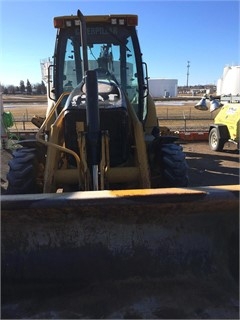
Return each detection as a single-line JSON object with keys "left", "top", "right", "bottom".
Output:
{"left": 209, "top": 128, "right": 225, "bottom": 151}
{"left": 6, "top": 147, "right": 44, "bottom": 194}
{"left": 150, "top": 140, "right": 188, "bottom": 188}
{"left": 161, "top": 143, "right": 189, "bottom": 187}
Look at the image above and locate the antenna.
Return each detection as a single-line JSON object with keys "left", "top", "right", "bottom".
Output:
{"left": 186, "top": 61, "right": 190, "bottom": 87}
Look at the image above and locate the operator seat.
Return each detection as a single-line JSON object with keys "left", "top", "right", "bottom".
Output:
{"left": 64, "top": 79, "right": 131, "bottom": 167}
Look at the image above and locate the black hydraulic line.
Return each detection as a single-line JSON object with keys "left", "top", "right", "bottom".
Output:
{"left": 85, "top": 70, "right": 100, "bottom": 166}
{"left": 77, "top": 9, "right": 89, "bottom": 74}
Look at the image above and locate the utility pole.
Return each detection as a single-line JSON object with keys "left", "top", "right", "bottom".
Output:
{"left": 186, "top": 61, "right": 190, "bottom": 88}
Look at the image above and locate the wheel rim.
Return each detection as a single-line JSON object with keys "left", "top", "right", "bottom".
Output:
{"left": 211, "top": 132, "right": 218, "bottom": 148}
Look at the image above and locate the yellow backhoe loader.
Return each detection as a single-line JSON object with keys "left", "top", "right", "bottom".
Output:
{"left": 1, "top": 10, "right": 239, "bottom": 319}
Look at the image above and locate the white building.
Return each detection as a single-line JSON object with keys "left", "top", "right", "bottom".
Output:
{"left": 217, "top": 65, "right": 240, "bottom": 96}
{"left": 148, "top": 78, "right": 178, "bottom": 98}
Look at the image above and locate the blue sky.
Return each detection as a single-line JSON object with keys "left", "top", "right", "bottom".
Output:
{"left": 0, "top": 0, "right": 239, "bottom": 86}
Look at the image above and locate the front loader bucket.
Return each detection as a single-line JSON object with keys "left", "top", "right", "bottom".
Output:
{"left": 1, "top": 185, "right": 239, "bottom": 319}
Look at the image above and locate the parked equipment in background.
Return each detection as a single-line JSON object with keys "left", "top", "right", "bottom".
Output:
{"left": 195, "top": 94, "right": 240, "bottom": 151}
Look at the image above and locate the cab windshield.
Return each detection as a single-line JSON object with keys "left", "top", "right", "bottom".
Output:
{"left": 54, "top": 23, "right": 147, "bottom": 121}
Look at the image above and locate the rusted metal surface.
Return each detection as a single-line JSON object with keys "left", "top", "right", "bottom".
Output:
{"left": 1, "top": 186, "right": 239, "bottom": 318}
{"left": 2, "top": 186, "right": 239, "bottom": 280}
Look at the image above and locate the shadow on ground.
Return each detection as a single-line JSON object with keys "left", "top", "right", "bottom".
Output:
{"left": 185, "top": 147, "right": 239, "bottom": 186}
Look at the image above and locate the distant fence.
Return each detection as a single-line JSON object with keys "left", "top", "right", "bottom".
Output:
{"left": 156, "top": 105, "right": 215, "bottom": 131}
{"left": 11, "top": 119, "right": 37, "bottom": 131}
{"left": 157, "top": 118, "right": 213, "bottom": 132}
{"left": 10, "top": 117, "right": 213, "bottom": 134}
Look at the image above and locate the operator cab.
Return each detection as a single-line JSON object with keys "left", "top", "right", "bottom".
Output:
{"left": 51, "top": 14, "right": 149, "bottom": 123}
{"left": 65, "top": 70, "right": 122, "bottom": 109}
{"left": 63, "top": 69, "right": 131, "bottom": 168}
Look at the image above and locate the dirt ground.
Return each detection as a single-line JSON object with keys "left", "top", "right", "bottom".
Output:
{"left": 1, "top": 141, "right": 239, "bottom": 193}
{"left": 182, "top": 140, "right": 239, "bottom": 187}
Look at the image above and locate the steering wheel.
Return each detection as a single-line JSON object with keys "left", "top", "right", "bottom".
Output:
{"left": 94, "top": 68, "right": 119, "bottom": 85}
